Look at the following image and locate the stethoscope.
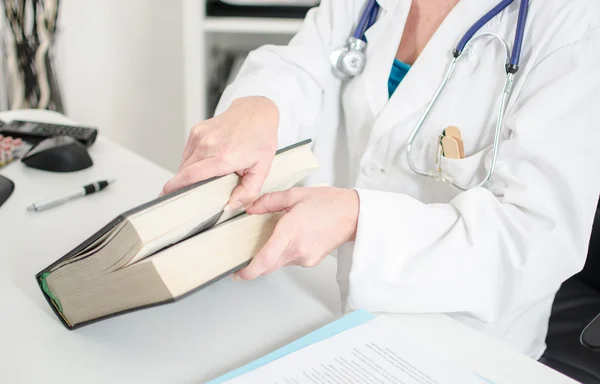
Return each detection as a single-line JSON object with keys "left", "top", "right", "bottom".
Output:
{"left": 330, "top": 0, "right": 530, "bottom": 191}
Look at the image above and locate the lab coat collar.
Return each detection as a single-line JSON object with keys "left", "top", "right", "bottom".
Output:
{"left": 362, "top": 0, "right": 504, "bottom": 143}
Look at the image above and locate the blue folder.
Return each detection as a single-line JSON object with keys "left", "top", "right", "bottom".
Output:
{"left": 206, "top": 309, "right": 377, "bottom": 383}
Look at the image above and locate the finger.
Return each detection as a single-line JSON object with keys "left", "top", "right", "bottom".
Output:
{"left": 179, "top": 133, "right": 200, "bottom": 170}
{"left": 235, "top": 229, "right": 290, "bottom": 280}
{"left": 262, "top": 250, "right": 296, "bottom": 275}
{"left": 246, "top": 188, "right": 307, "bottom": 215}
{"left": 162, "top": 157, "right": 230, "bottom": 195}
{"left": 178, "top": 145, "right": 194, "bottom": 170}
{"left": 179, "top": 148, "right": 197, "bottom": 171}
{"left": 227, "top": 163, "right": 271, "bottom": 210}
{"left": 179, "top": 146, "right": 211, "bottom": 171}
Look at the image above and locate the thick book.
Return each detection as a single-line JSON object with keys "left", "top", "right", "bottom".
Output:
{"left": 36, "top": 140, "right": 318, "bottom": 329}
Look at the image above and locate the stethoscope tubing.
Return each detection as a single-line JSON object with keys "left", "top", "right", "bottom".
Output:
{"left": 353, "top": 0, "right": 379, "bottom": 40}
{"left": 340, "top": 0, "right": 530, "bottom": 190}
{"left": 354, "top": 0, "right": 529, "bottom": 70}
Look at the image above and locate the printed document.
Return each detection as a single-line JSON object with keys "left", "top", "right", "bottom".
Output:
{"left": 225, "top": 316, "right": 489, "bottom": 384}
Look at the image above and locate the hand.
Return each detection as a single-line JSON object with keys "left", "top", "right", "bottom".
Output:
{"left": 235, "top": 187, "right": 360, "bottom": 280}
{"left": 161, "top": 96, "right": 279, "bottom": 209}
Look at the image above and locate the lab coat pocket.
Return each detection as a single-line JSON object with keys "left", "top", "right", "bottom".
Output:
{"left": 439, "top": 146, "right": 492, "bottom": 189}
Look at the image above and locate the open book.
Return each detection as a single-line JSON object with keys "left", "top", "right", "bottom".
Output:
{"left": 36, "top": 140, "right": 318, "bottom": 329}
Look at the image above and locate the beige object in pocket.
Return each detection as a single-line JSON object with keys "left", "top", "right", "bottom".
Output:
{"left": 444, "top": 126, "right": 465, "bottom": 159}
{"left": 453, "top": 137, "right": 465, "bottom": 159}
{"left": 441, "top": 136, "right": 461, "bottom": 159}
{"left": 444, "top": 125, "right": 462, "bottom": 139}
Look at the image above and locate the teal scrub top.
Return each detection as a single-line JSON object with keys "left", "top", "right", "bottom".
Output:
{"left": 388, "top": 59, "right": 411, "bottom": 97}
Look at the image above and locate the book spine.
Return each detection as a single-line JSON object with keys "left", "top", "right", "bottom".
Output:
{"left": 36, "top": 273, "right": 73, "bottom": 329}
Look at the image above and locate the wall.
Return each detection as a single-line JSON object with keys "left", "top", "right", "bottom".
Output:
{"left": 56, "top": 0, "right": 185, "bottom": 172}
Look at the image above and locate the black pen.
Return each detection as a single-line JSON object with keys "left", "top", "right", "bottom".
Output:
{"left": 27, "top": 179, "right": 116, "bottom": 212}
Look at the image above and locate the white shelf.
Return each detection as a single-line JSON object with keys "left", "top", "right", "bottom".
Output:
{"left": 204, "top": 17, "right": 303, "bottom": 34}
{"left": 182, "top": 2, "right": 305, "bottom": 136}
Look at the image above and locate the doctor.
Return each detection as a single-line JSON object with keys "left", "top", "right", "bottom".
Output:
{"left": 163, "top": 0, "right": 600, "bottom": 360}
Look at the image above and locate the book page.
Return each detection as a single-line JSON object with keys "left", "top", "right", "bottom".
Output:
{"left": 224, "top": 317, "right": 490, "bottom": 384}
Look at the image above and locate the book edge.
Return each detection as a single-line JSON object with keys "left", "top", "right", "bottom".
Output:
{"left": 50, "top": 259, "right": 251, "bottom": 330}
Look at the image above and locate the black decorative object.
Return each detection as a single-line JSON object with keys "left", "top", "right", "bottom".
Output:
{"left": 2, "top": 0, "right": 63, "bottom": 112}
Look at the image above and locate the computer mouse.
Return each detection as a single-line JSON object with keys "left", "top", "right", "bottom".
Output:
{"left": 0, "top": 174, "right": 14, "bottom": 207}
{"left": 21, "top": 136, "right": 93, "bottom": 172}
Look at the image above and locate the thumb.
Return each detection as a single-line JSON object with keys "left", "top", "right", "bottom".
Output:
{"left": 227, "top": 163, "right": 270, "bottom": 210}
{"left": 246, "top": 188, "right": 305, "bottom": 215}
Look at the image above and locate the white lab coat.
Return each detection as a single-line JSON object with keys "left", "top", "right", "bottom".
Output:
{"left": 215, "top": 0, "right": 600, "bottom": 359}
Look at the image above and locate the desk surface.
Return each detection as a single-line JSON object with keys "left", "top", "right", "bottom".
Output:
{"left": 0, "top": 110, "right": 576, "bottom": 383}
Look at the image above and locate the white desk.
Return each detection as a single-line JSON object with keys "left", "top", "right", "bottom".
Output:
{"left": 0, "top": 111, "right": 576, "bottom": 383}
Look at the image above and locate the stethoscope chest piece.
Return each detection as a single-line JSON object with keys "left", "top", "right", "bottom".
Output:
{"left": 330, "top": 37, "right": 368, "bottom": 79}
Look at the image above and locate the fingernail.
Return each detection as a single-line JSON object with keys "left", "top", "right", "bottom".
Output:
{"left": 232, "top": 273, "right": 242, "bottom": 281}
{"left": 225, "top": 200, "right": 244, "bottom": 213}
